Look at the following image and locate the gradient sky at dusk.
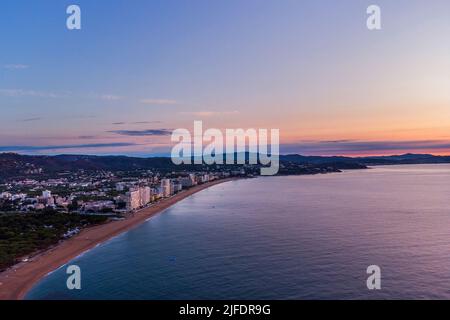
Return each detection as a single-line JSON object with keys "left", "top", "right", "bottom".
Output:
{"left": 1, "top": 0, "right": 450, "bottom": 156}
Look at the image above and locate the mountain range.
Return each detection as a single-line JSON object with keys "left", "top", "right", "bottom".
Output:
{"left": 1, "top": 152, "right": 450, "bottom": 179}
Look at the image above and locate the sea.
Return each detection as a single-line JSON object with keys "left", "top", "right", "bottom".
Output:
{"left": 26, "top": 164, "right": 450, "bottom": 299}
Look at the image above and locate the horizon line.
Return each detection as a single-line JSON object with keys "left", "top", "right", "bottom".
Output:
{"left": 0, "top": 151, "right": 448, "bottom": 159}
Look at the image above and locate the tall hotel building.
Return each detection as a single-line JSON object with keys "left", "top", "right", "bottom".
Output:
{"left": 127, "top": 189, "right": 140, "bottom": 211}
{"left": 139, "top": 186, "right": 151, "bottom": 207}
{"left": 161, "top": 179, "right": 171, "bottom": 198}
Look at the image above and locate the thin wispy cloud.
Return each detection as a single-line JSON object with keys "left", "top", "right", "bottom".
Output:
{"left": 3, "top": 64, "right": 29, "bottom": 70}
{"left": 0, "top": 143, "right": 137, "bottom": 152}
{"left": 319, "top": 140, "right": 354, "bottom": 144}
{"left": 99, "top": 94, "right": 122, "bottom": 101}
{"left": 1, "top": 90, "right": 124, "bottom": 101}
{"left": 19, "top": 117, "right": 42, "bottom": 122}
{"left": 132, "top": 121, "right": 162, "bottom": 124}
{"left": 0, "top": 89, "right": 63, "bottom": 98}
{"left": 180, "top": 110, "right": 240, "bottom": 117}
{"left": 140, "top": 98, "right": 178, "bottom": 105}
{"left": 112, "top": 121, "right": 162, "bottom": 125}
{"left": 109, "top": 129, "right": 172, "bottom": 136}
{"left": 71, "top": 114, "right": 97, "bottom": 119}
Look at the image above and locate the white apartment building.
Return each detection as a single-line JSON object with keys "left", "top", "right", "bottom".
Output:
{"left": 171, "top": 181, "right": 183, "bottom": 194}
{"left": 180, "top": 177, "right": 193, "bottom": 188}
{"left": 0, "top": 192, "right": 12, "bottom": 199}
{"left": 139, "top": 186, "right": 151, "bottom": 207}
{"left": 126, "top": 189, "right": 140, "bottom": 211}
{"left": 161, "top": 179, "right": 171, "bottom": 197}
{"left": 42, "top": 190, "right": 52, "bottom": 199}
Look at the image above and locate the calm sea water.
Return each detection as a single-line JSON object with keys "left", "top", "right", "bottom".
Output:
{"left": 26, "top": 165, "right": 450, "bottom": 299}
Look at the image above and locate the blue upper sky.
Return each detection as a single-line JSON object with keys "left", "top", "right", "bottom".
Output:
{"left": 1, "top": 0, "right": 450, "bottom": 156}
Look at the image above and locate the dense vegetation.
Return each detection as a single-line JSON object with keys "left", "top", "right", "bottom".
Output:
{"left": 0, "top": 212, "right": 107, "bottom": 271}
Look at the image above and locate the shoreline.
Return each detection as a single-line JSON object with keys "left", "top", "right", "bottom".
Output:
{"left": 0, "top": 178, "right": 236, "bottom": 300}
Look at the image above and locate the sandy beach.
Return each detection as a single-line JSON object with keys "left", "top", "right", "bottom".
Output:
{"left": 0, "top": 178, "right": 234, "bottom": 300}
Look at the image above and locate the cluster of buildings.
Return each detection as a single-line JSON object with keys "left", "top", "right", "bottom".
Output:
{"left": 1, "top": 190, "right": 72, "bottom": 211}
{"left": 123, "top": 173, "right": 217, "bottom": 211}
{"left": 125, "top": 186, "right": 152, "bottom": 211}
{"left": 0, "top": 169, "right": 247, "bottom": 215}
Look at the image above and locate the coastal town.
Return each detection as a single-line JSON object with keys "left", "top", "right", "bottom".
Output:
{"left": 0, "top": 152, "right": 355, "bottom": 217}
{"left": 0, "top": 152, "right": 355, "bottom": 279}
{"left": 0, "top": 153, "right": 259, "bottom": 276}
{"left": 0, "top": 164, "right": 242, "bottom": 299}
{"left": 0, "top": 169, "right": 246, "bottom": 215}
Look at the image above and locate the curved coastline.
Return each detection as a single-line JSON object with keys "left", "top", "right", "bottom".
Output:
{"left": 0, "top": 178, "right": 236, "bottom": 300}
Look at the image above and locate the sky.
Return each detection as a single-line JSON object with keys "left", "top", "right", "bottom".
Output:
{"left": 1, "top": 0, "right": 450, "bottom": 157}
